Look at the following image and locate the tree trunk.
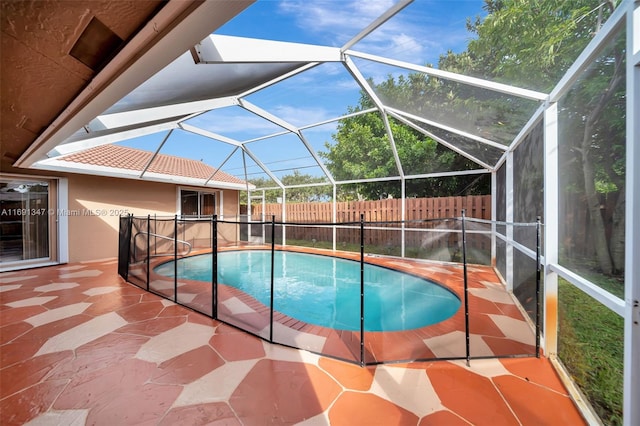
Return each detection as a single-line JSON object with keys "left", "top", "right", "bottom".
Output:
{"left": 580, "top": 126, "right": 613, "bottom": 274}
{"left": 578, "top": 52, "right": 624, "bottom": 275}
{"left": 609, "top": 189, "right": 625, "bottom": 274}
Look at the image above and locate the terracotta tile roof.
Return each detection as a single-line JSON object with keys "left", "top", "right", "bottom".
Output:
{"left": 59, "top": 144, "right": 246, "bottom": 185}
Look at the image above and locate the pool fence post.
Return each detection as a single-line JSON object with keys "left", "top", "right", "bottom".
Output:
{"left": 174, "top": 214, "right": 178, "bottom": 303}
{"left": 212, "top": 215, "right": 218, "bottom": 320}
{"left": 535, "top": 216, "right": 541, "bottom": 358}
{"left": 270, "top": 215, "right": 275, "bottom": 343}
{"left": 153, "top": 214, "right": 157, "bottom": 257}
{"left": 360, "top": 213, "right": 365, "bottom": 367}
{"left": 119, "top": 214, "right": 132, "bottom": 281}
{"left": 146, "top": 214, "right": 150, "bottom": 291}
{"left": 461, "top": 210, "right": 470, "bottom": 366}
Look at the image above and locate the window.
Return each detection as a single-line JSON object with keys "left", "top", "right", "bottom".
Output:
{"left": 180, "top": 189, "right": 216, "bottom": 217}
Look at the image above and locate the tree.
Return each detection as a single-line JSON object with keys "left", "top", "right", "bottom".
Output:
{"left": 444, "top": 0, "right": 624, "bottom": 275}
{"left": 249, "top": 171, "right": 330, "bottom": 203}
{"left": 320, "top": 83, "right": 491, "bottom": 200}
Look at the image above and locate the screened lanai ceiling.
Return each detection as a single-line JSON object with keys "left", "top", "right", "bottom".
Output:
{"left": 16, "top": 0, "right": 550, "bottom": 191}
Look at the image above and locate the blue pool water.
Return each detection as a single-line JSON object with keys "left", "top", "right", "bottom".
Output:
{"left": 155, "top": 250, "right": 460, "bottom": 332}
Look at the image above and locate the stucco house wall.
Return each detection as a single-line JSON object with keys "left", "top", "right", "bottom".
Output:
{"left": 66, "top": 174, "right": 239, "bottom": 262}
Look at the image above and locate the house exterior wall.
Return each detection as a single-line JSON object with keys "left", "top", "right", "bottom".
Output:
{"left": 67, "top": 174, "right": 176, "bottom": 262}
{"left": 67, "top": 175, "right": 240, "bottom": 262}
{"left": 219, "top": 189, "right": 239, "bottom": 242}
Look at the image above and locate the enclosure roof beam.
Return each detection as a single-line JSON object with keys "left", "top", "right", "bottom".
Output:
{"left": 236, "top": 62, "right": 322, "bottom": 99}
{"left": 296, "top": 131, "right": 336, "bottom": 185}
{"left": 193, "top": 34, "right": 342, "bottom": 63}
{"left": 253, "top": 180, "right": 336, "bottom": 192}
{"left": 345, "top": 50, "right": 548, "bottom": 101}
{"left": 335, "top": 176, "right": 401, "bottom": 185}
{"left": 298, "top": 108, "right": 378, "bottom": 131}
{"left": 404, "top": 168, "right": 489, "bottom": 180}
{"left": 381, "top": 112, "right": 405, "bottom": 178}
{"left": 386, "top": 107, "right": 508, "bottom": 151}
{"left": 140, "top": 129, "right": 173, "bottom": 178}
{"left": 343, "top": 56, "right": 405, "bottom": 176}
{"left": 506, "top": 104, "right": 546, "bottom": 152}
{"left": 388, "top": 110, "right": 496, "bottom": 171}
{"left": 241, "top": 131, "right": 291, "bottom": 145}
{"left": 549, "top": 3, "right": 627, "bottom": 102}
{"left": 239, "top": 99, "right": 298, "bottom": 133}
{"left": 242, "top": 145, "right": 284, "bottom": 189}
{"left": 205, "top": 145, "right": 241, "bottom": 186}
{"left": 341, "top": 0, "right": 414, "bottom": 51}
{"left": 179, "top": 123, "right": 243, "bottom": 147}
{"left": 343, "top": 56, "right": 387, "bottom": 113}
{"left": 87, "top": 97, "right": 239, "bottom": 132}
{"left": 46, "top": 118, "right": 182, "bottom": 159}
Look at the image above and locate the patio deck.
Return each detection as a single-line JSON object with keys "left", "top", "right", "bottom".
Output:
{"left": 1, "top": 259, "right": 586, "bottom": 425}
{"left": 133, "top": 246, "right": 539, "bottom": 364}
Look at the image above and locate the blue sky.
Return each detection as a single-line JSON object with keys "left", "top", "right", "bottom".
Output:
{"left": 122, "top": 0, "right": 487, "bottom": 183}
{"left": 216, "top": 0, "right": 483, "bottom": 64}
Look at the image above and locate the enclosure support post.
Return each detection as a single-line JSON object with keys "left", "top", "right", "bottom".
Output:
{"left": 543, "top": 102, "right": 559, "bottom": 355}
{"left": 535, "top": 216, "right": 541, "bottom": 358}
{"left": 212, "top": 215, "right": 218, "bottom": 319}
{"left": 461, "top": 210, "right": 470, "bottom": 366}
{"left": 360, "top": 213, "right": 365, "bottom": 367}
{"left": 280, "top": 189, "right": 286, "bottom": 246}
{"left": 262, "top": 189, "right": 266, "bottom": 244}
{"left": 173, "top": 214, "right": 178, "bottom": 303}
{"left": 270, "top": 215, "right": 275, "bottom": 343}
{"left": 247, "top": 188, "right": 252, "bottom": 244}
{"left": 401, "top": 180, "right": 406, "bottom": 258}
{"left": 624, "top": 3, "right": 640, "bottom": 424}
{"left": 505, "top": 151, "right": 514, "bottom": 292}
{"left": 490, "top": 171, "right": 497, "bottom": 267}
{"left": 332, "top": 185, "right": 337, "bottom": 251}
{"left": 146, "top": 214, "right": 150, "bottom": 291}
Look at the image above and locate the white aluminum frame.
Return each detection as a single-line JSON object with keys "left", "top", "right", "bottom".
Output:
{"left": 624, "top": 2, "right": 639, "bottom": 425}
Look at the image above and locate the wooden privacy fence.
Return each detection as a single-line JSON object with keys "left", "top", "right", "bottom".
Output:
{"left": 250, "top": 196, "right": 492, "bottom": 254}
{"left": 251, "top": 195, "right": 491, "bottom": 223}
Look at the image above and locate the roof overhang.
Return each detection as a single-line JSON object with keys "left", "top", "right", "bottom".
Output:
{"left": 33, "top": 158, "right": 254, "bottom": 191}
{"left": 15, "top": 0, "right": 255, "bottom": 168}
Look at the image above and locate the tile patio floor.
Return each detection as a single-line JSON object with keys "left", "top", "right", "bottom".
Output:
{"left": 1, "top": 259, "right": 586, "bottom": 425}
{"left": 135, "top": 246, "right": 540, "bottom": 365}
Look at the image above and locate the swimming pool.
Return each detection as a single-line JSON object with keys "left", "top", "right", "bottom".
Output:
{"left": 155, "top": 250, "right": 460, "bottom": 332}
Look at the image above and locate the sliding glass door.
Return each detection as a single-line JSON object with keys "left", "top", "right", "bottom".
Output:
{"left": 0, "top": 179, "right": 51, "bottom": 264}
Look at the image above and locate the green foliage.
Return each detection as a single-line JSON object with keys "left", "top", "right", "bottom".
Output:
{"left": 558, "top": 279, "right": 623, "bottom": 424}
{"left": 448, "top": 0, "right": 625, "bottom": 275}
{"left": 319, "top": 79, "right": 492, "bottom": 200}
{"left": 455, "top": 0, "right": 624, "bottom": 196}
{"left": 249, "top": 171, "right": 330, "bottom": 203}
{"left": 458, "top": 0, "right": 614, "bottom": 91}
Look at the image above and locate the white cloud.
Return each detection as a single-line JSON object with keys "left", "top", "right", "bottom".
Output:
{"left": 278, "top": 0, "right": 478, "bottom": 66}
{"left": 279, "top": 0, "right": 392, "bottom": 35}
{"left": 271, "top": 105, "right": 332, "bottom": 126}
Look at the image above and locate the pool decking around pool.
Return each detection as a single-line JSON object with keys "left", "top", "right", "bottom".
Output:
{"left": 130, "top": 245, "right": 538, "bottom": 365}
{"left": 0, "top": 258, "right": 586, "bottom": 425}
